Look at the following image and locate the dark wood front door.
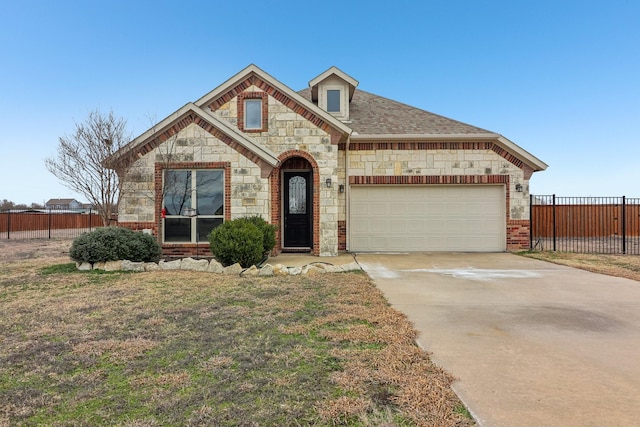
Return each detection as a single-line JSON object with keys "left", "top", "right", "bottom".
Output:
{"left": 283, "top": 171, "right": 312, "bottom": 248}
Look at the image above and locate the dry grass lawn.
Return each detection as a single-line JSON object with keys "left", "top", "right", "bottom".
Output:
{"left": 0, "top": 239, "right": 474, "bottom": 426}
{"left": 521, "top": 251, "right": 640, "bottom": 282}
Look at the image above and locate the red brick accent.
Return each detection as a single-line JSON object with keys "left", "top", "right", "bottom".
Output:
{"left": 271, "top": 150, "right": 320, "bottom": 256}
{"left": 349, "top": 174, "right": 531, "bottom": 251}
{"left": 338, "top": 220, "right": 346, "bottom": 251}
{"left": 207, "top": 72, "right": 346, "bottom": 145}
{"left": 237, "top": 91, "right": 268, "bottom": 133}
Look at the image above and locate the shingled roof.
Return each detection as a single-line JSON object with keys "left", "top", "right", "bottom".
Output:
{"left": 298, "top": 88, "right": 492, "bottom": 136}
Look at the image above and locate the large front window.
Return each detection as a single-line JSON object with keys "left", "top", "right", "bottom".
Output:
{"left": 163, "top": 169, "right": 224, "bottom": 242}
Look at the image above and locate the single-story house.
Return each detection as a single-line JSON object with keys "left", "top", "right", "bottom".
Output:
{"left": 109, "top": 64, "right": 547, "bottom": 257}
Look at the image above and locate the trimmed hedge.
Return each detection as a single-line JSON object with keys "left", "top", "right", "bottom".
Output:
{"left": 238, "top": 216, "right": 276, "bottom": 255}
{"left": 208, "top": 219, "right": 265, "bottom": 268}
{"left": 70, "top": 227, "right": 161, "bottom": 264}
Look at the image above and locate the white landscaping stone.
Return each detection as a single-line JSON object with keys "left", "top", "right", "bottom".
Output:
{"left": 273, "top": 264, "right": 289, "bottom": 276}
{"left": 121, "top": 260, "right": 145, "bottom": 272}
{"left": 208, "top": 259, "right": 224, "bottom": 273}
{"left": 77, "top": 262, "right": 92, "bottom": 271}
{"left": 181, "top": 257, "right": 209, "bottom": 272}
{"left": 302, "top": 265, "right": 326, "bottom": 275}
{"left": 322, "top": 264, "right": 345, "bottom": 273}
{"left": 258, "top": 263, "right": 274, "bottom": 276}
{"left": 241, "top": 265, "right": 259, "bottom": 277}
{"left": 223, "top": 263, "right": 243, "bottom": 275}
{"left": 92, "top": 262, "right": 106, "bottom": 270}
{"left": 159, "top": 259, "right": 182, "bottom": 270}
{"left": 144, "top": 262, "right": 160, "bottom": 271}
{"left": 340, "top": 262, "right": 362, "bottom": 272}
{"left": 104, "top": 260, "right": 122, "bottom": 271}
{"left": 289, "top": 266, "right": 302, "bottom": 276}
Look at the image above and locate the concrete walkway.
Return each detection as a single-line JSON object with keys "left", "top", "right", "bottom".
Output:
{"left": 356, "top": 253, "right": 640, "bottom": 427}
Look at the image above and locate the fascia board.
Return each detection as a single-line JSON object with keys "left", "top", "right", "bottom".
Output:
{"left": 495, "top": 135, "right": 548, "bottom": 171}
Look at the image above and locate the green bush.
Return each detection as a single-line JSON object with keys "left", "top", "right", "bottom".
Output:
{"left": 238, "top": 216, "right": 277, "bottom": 255}
{"left": 208, "top": 219, "right": 264, "bottom": 268}
{"left": 70, "top": 227, "right": 161, "bottom": 264}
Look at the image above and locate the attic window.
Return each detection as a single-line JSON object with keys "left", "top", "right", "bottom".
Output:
{"left": 238, "top": 92, "right": 267, "bottom": 132}
{"left": 327, "top": 89, "right": 341, "bottom": 113}
{"left": 245, "top": 99, "right": 262, "bottom": 129}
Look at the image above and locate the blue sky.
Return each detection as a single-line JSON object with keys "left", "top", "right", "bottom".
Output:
{"left": 1, "top": 0, "right": 638, "bottom": 205}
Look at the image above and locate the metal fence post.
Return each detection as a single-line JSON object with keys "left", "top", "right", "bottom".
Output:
{"left": 89, "top": 208, "right": 92, "bottom": 231}
{"left": 6, "top": 210, "right": 10, "bottom": 239}
{"left": 48, "top": 209, "right": 52, "bottom": 239}
{"left": 529, "top": 193, "right": 533, "bottom": 250}
{"left": 622, "top": 196, "right": 626, "bottom": 254}
{"left": 552, "top": 194, "right": 557, "bottom": 252}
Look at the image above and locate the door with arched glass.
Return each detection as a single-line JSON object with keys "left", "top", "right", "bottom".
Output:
{"left": 283, "top": 171, "right": 312, "bottom": 248}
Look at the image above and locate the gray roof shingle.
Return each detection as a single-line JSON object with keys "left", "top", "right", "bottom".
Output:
{"left": 298, "top": 88, "right": 492, "bottom": 136}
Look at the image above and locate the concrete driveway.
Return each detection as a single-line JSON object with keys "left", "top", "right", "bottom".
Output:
{"left": 356, "top": 253, "right": 640, "bottom": 427}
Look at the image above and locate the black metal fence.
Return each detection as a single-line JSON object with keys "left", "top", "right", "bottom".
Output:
{"left": 0, "top": 209, "right": 104, "bottom": 240}
{"left": 530, "top": 195, "right": 640, "bottom": 255}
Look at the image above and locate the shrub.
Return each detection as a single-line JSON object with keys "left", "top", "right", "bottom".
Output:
{"left": 208, "top": 219, "right": 263, "bottom": 268}
{"left": 70, "top": 227, "right": 161, "bottom": 264}
{"left": 238, "top": 216, "right": 277, "bottom": 255}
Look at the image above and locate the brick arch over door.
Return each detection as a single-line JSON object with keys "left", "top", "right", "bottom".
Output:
{"left": 271, "top": 150, "right": 320, "bottom": 255}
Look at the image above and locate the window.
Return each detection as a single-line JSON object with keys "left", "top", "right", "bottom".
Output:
{"left": 238, "top": 92, "right": 267, "bottom": 132}
{"left": 244, "top": 99, "right": 262, "bottom": 129}
{"left": 327, "top": 89, "right": 341, "bottom": 113}
{"left": 163, "top": 169, "right": 224, "bottom": 243}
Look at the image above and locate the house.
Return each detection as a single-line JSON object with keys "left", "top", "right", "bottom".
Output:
{"left": 45, "top": 198, "right": 83, "bottom": 210}
{"left": 108, "top": 64, "right": 547, "bottom": 257}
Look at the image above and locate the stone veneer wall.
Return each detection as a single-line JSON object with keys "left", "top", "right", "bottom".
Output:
{"left": 119, "top": 86, "right": 340, "bottom": 256}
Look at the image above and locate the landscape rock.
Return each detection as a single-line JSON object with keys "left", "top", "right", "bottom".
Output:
{"left": 241, "top": 265, "right": 259, "bottom": 277}
{"left": 289, "top": 266, "right": 302, "bottom": 276}
{"left": 77, "top": 262, "right": 92, "bottom": 271}
{"left": 104, "top": 260, "right": 122, "bottom": 271}
{"left": 121, "top": 260, "right": 145, "bottom": 272}
{"left": 258, "top": 263, "right": 274, "bottom": 276}
{"left": 223, "top": 263, "right": 243, "bottom": 275}
{"left": 340, "top": 262, "right": 362, "bottom": 272}
{"left": 208, "top": 259, "right": 224, "bottom": 273}
{"left": 321, "top": 264, "right": 344, "bottom": 273}
{"left": 144, "top": 262, "right": 160, "bottom": 271}
{"left": 159, "top": 259, "right": 182, "bottom": 270}
{"left": 302, "top": 265, "right": 326, "bottom": 275}
{"left": 181, "top": 257, "right": 209, "bottom": 272}
{"left": 92, "top": 262, "right": 106, "bottom": 270}
{"left": 272, "top": 264, "right": 289, "bottom": 275}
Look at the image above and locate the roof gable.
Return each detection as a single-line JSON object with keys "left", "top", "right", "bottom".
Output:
{"left": 308, "top": 66, "right": 359, "bottom": 102}
{"left": 107, "top": 103, "right": 279, "bottom": 178}
{"left": 195, "top": 64, "right": 351, "bottom": 140}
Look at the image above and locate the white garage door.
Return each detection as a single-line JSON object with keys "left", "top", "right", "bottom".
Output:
{"left": 350, "top": 185, "right": 505, "bottom": 252}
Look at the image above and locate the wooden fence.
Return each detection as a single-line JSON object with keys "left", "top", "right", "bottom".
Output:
{"left": 531, "top": 195, "right": 640, "bottom": 254}
{"left": 0, "top": 210, "right": 105, "bottom": 239}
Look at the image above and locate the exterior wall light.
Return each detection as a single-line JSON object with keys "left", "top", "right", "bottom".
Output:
{"left": 339, "top": 184, "right": 345, "bottom": 193}
{"left": 515, "top": 183, "right": 523, "bottom": 192}
{"left": 326, "top": 178, "right": 332, "bottom": 188}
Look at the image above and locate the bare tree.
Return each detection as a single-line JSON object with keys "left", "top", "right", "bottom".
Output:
{"left": 45, "top": 109, "right": 131, "bottom": 226}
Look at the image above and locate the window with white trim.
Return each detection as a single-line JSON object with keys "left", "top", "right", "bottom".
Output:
{"left": 163, "top": 169, "right": 224, "bottom": 242}
{"left": 327, "top": 89, "right": 341, "bottom": 113}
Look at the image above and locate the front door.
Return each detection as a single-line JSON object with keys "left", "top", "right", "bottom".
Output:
{"left": 283, "top": 171, "right": 312, "bottom": 248}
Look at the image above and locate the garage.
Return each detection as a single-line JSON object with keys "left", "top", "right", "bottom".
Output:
{"left": 349, "top": 185, "right": 506, "bottom": 252}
